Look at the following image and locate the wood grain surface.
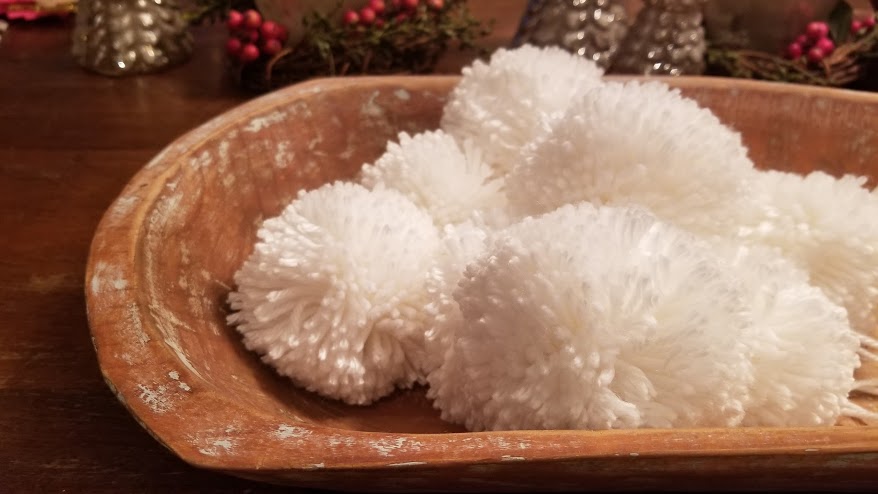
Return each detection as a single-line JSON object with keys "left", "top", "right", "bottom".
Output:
{"left": 0, "top": 4, "right": 525, "bottom": 492}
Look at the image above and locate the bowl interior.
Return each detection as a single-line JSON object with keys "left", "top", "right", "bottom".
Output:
{"left": 89, "top": 76, "right": 878, "bottom": 444}
{"left": 128, "top": 77, "right": 467, "bottom": 434}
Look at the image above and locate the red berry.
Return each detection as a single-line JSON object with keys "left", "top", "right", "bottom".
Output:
{"left": 369, "top": 0, "right": 386, "bottom": 14}
{"left": 260, "top": 21, "right": 281, "bottom": 40}
{"left": 239, "top": 43, "right": 260, "bottom": 63}
{"left": 391, "top": 0, "right": 402, "bottom": 7}
{"left": 227, "top": 10, "right": 243, "bottom": 31}
{"left": 865, "top": 16, "right": 876, "bottom": 29}
{"left": 375, "top": 19, "right": 385, "bottom": 28}
{"left": 343, "top": 10, "right": 359, "bottom": 25}
{"left": 394, "top": 12, "right": 409, "bottom": 23}
{"left": 359, "top": 7, "right": 376, "bottom": 24}
{"left": 225, "top": 37, "right": 242, "bottom": 58}
{"left": 815, "top": 37, "right": 835, "bottom": 55}
{"left": 426, "top": 0, "right": 443, "bottom": 9}
{"left": 852, "top": 20, "right": 863, "bottom": 33}
{"left": 786, "top": 42, "right": 803, "bottom": 60}
{"left": 806, "top": 21, "right": 829, "bottom": 40}
{"left": 243, "top": 9, "right": 262, "bottom": 30}
{"left": 795, "top": 34, "right": 809, "bottom": 46}
{"left": 262, "top": 38, "right": 283, "bottom": 56}
{"left": 807, "top": 46, "right": 825, "bottom": 64}
{"left": 401, "top": 0, "right": 419, "bottom": 10}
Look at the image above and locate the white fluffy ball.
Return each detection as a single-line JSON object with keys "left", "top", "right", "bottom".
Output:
{"left": 429, "top": 204, "right": 756, "bottom": 431}
{"left": 421, "top": 218, "right": 490, "bottom": 375}
{"left": 360, "top": 130, "right": 508, "bottom": 227}
{"left": 721, "top": 244, "right": 862, "bottom": 426}
{"left": 228, "top": 182, "right": 441, "bottom": 405}
{"left": 738, "top": 170, "right": 878, "bottom": 334}
{"left": 505, "top": 81, "right": 756, "bottom": 237}
{"left": 441, "top": 45, "right": 605, "bottom": 174}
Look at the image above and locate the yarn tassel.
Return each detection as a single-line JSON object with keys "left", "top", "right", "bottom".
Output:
{"left": 846, "top": 333, "right": 878, "bottom": 424}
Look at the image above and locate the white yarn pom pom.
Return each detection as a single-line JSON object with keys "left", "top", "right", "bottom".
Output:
{"left": 421, "top": 218, "right": 490, "bottom": 375}
{"left": 360, "top": 130, "right": 508, "bottom": 227}
{"left": 228, "top": 182, "right": 441, "bottom": 405}
{"left": 719, "top": 244, "right": 862, "bottom": 426}
{"left": 430, "top": 204, "right": 756, "bottom": 431}
{"left": 441, "top": 45, "right": 605, "bottom": 174}
{"left": 738, "top": 170, "right": 878, "bottom": 334}
{"left": 505, "top": 81, "right": 755, "bottom": 237}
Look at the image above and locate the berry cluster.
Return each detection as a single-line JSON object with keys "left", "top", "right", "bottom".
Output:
{"left": 225, "top": 9, "right": 289, "bottom": 64}
{"left": 786, "top": 22, "right": 835, "bottom": 64}
{"left": 786, "top": 16, "right": 877, "bottom": 65}
{"left": 851, "top": 14, "right": 877, "bottom": 38}
{"left": 342, "top": 0, "right": 445, "bottom": 28}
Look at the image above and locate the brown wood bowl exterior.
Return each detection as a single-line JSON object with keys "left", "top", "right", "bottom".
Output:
{"left": 85, "top": 76, "right": 878, "bottom": 491}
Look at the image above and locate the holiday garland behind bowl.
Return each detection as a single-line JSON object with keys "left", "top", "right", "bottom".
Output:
{"left": 707, "top": 1, "right": 878, "bottom": 88}
{"left": 192, "top": 0, "right": 489, "bottom": 92}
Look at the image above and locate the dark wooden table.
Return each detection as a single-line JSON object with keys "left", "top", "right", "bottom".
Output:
{"left": 0, "top": 5, "right": 523, "bottom": 491}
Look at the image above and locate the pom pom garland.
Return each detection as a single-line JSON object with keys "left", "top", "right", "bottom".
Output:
{"left": 227, "top": 45, "right": 878, "bottom": 431}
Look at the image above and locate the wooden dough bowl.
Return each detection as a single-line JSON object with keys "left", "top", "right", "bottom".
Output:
{"left": 86, "top": 76, "right": 878, "bottom": 491}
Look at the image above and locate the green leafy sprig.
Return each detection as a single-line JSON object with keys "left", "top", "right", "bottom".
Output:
{"left": 238, "top": 0, "right": 490, "bottom": 91}
{"left": 185, "top": 0, "right": 255, "bottom": 25}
